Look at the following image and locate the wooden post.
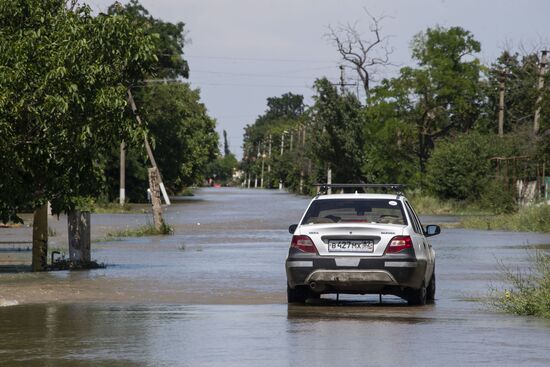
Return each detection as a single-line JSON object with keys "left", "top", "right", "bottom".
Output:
{"left": 127, "top": 90, "right": 171, "bottom": 205}
{"left": 148, "top": 167, "right": 164, "bottom": 231}
{"left": 68, "top": 210, "right": 91, "bottom": 263}
{"left": 32, "top": 204, "right": 48, "bottom": 271}
{"left": 498, "top": 69, "right": 506, "bottom": 137}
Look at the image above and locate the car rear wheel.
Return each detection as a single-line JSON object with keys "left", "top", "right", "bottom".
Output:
{"left": 427, "top": 273, "right": 436, "bottom": 303}
{"left": 405, "top": 285, "right": 427, "bottom": 306}
{"left": 287, "top": 284, "right": 317, "bottom": 304}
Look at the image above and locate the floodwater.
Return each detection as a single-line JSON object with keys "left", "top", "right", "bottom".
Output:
{"left": 1, "top": 188, "right": 550, "bottom": 366}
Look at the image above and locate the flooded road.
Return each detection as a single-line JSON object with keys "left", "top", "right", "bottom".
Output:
{"left": 1, "top": 188, "right": 550, "bottom": 366}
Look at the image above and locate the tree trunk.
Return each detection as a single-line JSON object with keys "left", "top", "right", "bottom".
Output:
{"left": 32, "top": 204, "right": 48, "bottom": 271}
{"left": 68, "top": 210, "right": 91, "bottom": 263}
{"left": 148, "top": 167, "right": 164, "bottom": 231}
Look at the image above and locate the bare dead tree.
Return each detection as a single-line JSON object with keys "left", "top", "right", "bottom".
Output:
{"left": 326, "top": 8, "right": 393, "bottom": 101}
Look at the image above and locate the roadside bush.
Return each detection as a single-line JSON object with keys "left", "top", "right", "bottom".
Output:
{"left": 479, "top": 179, "right": 517, "bottom": 214}
{"left": 426, "top": 133, "right": 494, "bottom": 201}
{"left": 491, "top": 250, "right": 550, "bottom": 318}
{"left": 461, "top": 204, "right": 550, "bottom": 232}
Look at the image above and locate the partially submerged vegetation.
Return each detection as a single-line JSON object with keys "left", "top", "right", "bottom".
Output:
{"left": 460, "top": 205, "right": 550, "bottom": 233}
{"left": 490, "top": 250, "right": 550, "bottom": 318}
{"left": 406, "top": 191, "right": 489, "bottom": 216}
{"left": 107, "top": 223, "right": 173, "bottom": 238}
{"left": 92, "top": 202, "right": 149, "bottom": 214}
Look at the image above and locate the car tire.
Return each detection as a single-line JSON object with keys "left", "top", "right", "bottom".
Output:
{"left": 406, "top": 285, "right": 427, "bottom": 306}
{"left": 287, "top": 284, "right": 310, "bottom": 304}
{"left": 427, "top": 273, "right": 436, "bottom": 303}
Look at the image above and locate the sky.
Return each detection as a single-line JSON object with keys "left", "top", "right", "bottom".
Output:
{"left": 91, "top": 0, "right": 549, "bottom": 158}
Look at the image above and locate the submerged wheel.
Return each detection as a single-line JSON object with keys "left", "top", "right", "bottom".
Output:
{"left": 287, "top": 284, "right": 315, "bottom": 304}
{"left": 406, "top": 285, "right": 427, "bottom": 306}
{"left": 427, "top": 273, "right": 436, "bottom": 303}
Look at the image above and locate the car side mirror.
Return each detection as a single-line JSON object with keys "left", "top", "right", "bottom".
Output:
{"left": 288, "top": 224, "right": 298, "bottom": 234}
{"left": 424, "top": 224, "right": 441, "bottom": 237}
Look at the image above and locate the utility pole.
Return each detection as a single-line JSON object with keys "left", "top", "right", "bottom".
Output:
{"left": 260, "top": 148, "right": 265, "bottom": 188}
{"left": 327, "top": 165, "right": 332, "bottom": 195}
{"left": 534, "top": 50, "right": 548, "bottom": 135}
{"left": 279, "top": 131, "right": 287, "bottom": 190}
{"left": 127, "top": 90, "right": 171, "bottom": 205}
{"left": 148, "top": 167, "right": 165, "bottom": 231}
{"left": 119, "top": 141, "right": 126, "bottom": 205}
{"left": 267, "top": 134, "right": 272, "bottom": 171}
{"left": 340, "top": 65, "right": 346, "bottom": 95}
{"left": 290, "top": 131, "right": 294, "bottom": 151}
{"left": 498, "top": 69, "right": 506, "bottom": 138}
{"left": 332, "top": 65, "right": 356, "bottom": 95}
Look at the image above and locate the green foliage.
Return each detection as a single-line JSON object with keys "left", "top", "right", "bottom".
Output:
{"left": 107, "top": 223, "right": 173, "bottom": 237}
{"left": 478, "top": 51, "right": 547, "bottom": 134}
{"left": 461, "top": 204, "right": 550, "bottom": 232}
{"left": 104, "top": 83, "right": 218, "bottom": 201}
{"left": 205, "top": 154, "right": 238, "bottom": 184}
{"left": 108, "top": 0, "right": 189, "bottom": 79}
{"left": 380, "top": 26, "right": 483, "bottom": 171}
{"left": 309, "top": 78, "right": 365, "bottom": 183}
{"left": 242, "top": 92, "right": 307, "bottom": 190}
{"left": 479, "top": 179, "right": 517, "bottom": 214}
{"left": 491, "top": 250, "right": 550, "bottom": 318}
{"left": 405, "top": 190, "right": 486, "bottom": 215}
{"left": 426, "top": 132, "right": 494, "bottom": 200}
{"left": 0, "top": 0, "right": 156, "bottom": 222}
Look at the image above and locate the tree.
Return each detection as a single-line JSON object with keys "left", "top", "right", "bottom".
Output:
{"left": 241, "top": 92, "right": 307, "bottom": 190}
{"left": 223, "top": 130, "right": 231, "bottom": 157}
{"left": 108, "top": 0, "right": 189, "bottom": 79}
{"left": 309, "top": 78, "right": 365, "bottom": 183}
{"left": 104, "top": 83, "right": 218, "bottom": 200}
{"left": 376, "top": 26, "right": 483, "bottom": 173}
{"left": 480, "top": 50, "right": 547, "bottom": 135}
{"left": 327, "top": 8, "right": 392, "bottom": 100}
{"left": 0, "top": 0, "right": 156, "bottom": 268}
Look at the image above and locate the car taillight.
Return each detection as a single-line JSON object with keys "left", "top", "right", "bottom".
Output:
{"left": 385, "top": 235, "right": 413, "bottom": 254}
{"left": 290, "top": 235, "right": 317, "bottom": 253}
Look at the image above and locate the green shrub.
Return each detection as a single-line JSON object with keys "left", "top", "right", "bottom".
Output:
{"left": 479, "top": 179, "right": 517, "bottom": 214}
{"left": 491, "top": 250, "right": 550, "bottom": 318}
{"left": 461, "top": 204, "right": 550, "bottom": 232}
{"left": 107, "top": 223, "right": 173, "bottom": 237}
{"left": 426, "top": 132, "right": 493, "bottom": 200}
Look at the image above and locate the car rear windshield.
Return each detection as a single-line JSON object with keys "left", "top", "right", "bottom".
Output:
{"left": 301, "top": 199, "right": 408, "bottom": 225}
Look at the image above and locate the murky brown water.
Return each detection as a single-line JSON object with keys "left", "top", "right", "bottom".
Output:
{"left": 1, "top": 188, "right": 550, "bottom": 366}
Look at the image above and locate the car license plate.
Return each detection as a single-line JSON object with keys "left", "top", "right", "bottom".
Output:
{"left": 328, "top": 240, "right": 374, "bottom": 252}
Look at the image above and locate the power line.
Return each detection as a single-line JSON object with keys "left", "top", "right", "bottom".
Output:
{"left": 187, "top": 54, "right": 338, "bottom": 64}
{"left": 191, "top": 81, "right": 314, "bottom": 88}
{"left": 191, "top": 70, "right": 326, "bottom": 80}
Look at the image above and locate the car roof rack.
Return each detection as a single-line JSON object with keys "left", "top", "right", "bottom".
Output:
{"left": 313, "top": 183, "right": 406, "bottom": 197}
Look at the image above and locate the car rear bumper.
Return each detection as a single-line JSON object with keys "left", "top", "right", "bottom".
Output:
{"left": 286, "top": 255, "right": 426, "bottom": 294}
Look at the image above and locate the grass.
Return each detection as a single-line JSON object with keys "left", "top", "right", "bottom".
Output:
{"left": 490, "top": 250, "right": 550, "bottom": 318}
{"left": 460, "top": 205, "right": 550, "bottom": 233}
{"left": 406, "top": 191, "right": 488, "bottom": 216}
{"left": 178, "top": 187, "right": 195, "bottom": 196}
{"left": 92, "top": 202, "right": 149, "bottom": 214}
{"left": 107, "top": 223, "right": 173, "bottom": 238}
